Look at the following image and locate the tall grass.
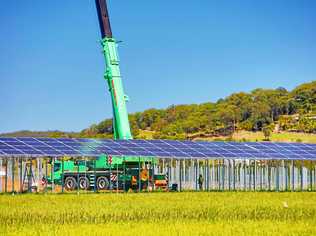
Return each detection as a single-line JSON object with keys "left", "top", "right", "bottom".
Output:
{"left": 1, "top": 192, "right": 316, "bottom": 235}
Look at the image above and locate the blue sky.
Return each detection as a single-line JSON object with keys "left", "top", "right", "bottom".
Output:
{"left": 0, "top": 0, "right": 315, "bottom": 133}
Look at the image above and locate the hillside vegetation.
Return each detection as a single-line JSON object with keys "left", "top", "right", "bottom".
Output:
{"left": 84, "top": 80, "right": 316, "bottom": 140}
{"left": 2, "top": 81, "right": 315, "bottom": 142}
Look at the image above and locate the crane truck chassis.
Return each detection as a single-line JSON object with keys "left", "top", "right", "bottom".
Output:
{"left": 48, "top": 156, "right": 168, "bottom": 191}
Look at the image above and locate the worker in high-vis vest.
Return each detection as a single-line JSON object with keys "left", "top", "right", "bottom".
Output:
{"left": 141, "top": 168, "right": 149, "bottom": 189}
{"left": 141, "top": 169, "right": 148, "bottom": 181}
{"left": 131, "top": 175, "right": 137, "bottom": 187}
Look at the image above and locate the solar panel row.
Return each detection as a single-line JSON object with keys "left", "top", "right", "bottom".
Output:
{"left": 0, "top": 137, "right": 315, "bottom": 160}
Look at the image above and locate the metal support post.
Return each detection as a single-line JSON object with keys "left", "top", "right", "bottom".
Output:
{"left": 138, "top": 156, "right": 141, "bottom": 192}
{"left": 36, "top": 158, "right": 40, "bottom": 193}
{"left": 276, "top": 162, "right": 280, "bottom": 192}
{"left": 212, "top": 160, "right": 215, "bottom": 190}
{"left": 197, "top": 160, "right": 200, "bottom": 190}
{"left": 183, "top": 160, "right": 186, "bottom": 190}
{"left": 228, "top": 160, "right": 231, "bottom": 191}
{"left": 248, "top": 161, "right": 251, "bottom": 191}
{"left": 291, "top": 160, "right": 295, "bottom": 191}
{"left": 11, "top": 158, "right": 15, "bottom": 193}
{"left": 84, "top": 157, "right": 87, "bottom": 193}
{"left": 218, "top": 160, "right": 221, "bottom": 191}
{"left": 190, "top": 159, "right": 193, "bottom": 189}
{"left": 94, "top": 159, "right": 97, "bottom": 193}
{"left": 260, "top": 161, "right": 263, "bottom": 191}
{"left": 77, "top": 158, "right": 80, "bottom": 194}
{"left": 284, "top": 161, "right": 288, "bottom": 191}
{"left": 310, "top": 161, "right": 313, "bottom": 191}
{"left": 61, "top": 158, "right": 64, "bottom": 193}
{"left": 254, "top": 160, "right": 256, "bottom": 191}
{"left": 300, "top": 161, "right": 303, "bottom": 191}
{"left": 313, "top": 164, "right": 316, "bottom": 191}
{"left": 51, "top": 158, "right": 54, "bottom": 193}
{"left": 0, "top": 159, "right": 2, "bottom": 193}
{"left": 5, "top": 160, "right": 8, "bottom": 193}
{"left": 243, "top": 160, "right": 246, "bottom": 191}
{"left": 116, "top": 162, "right": 119, "bottom": 193}
{"left": 147, "top": 160, "right": 150, "bottom": 192}
{"left": 194, "top": 160, "right": 198, "bottom": 191}
{"left": 168, "top": 159, "right": 172, "bottom": 188}
{"left": 123, "top": 156, "right": 126, "bottom": 192}
{"left": 179, "top": 160, "right": 182, "bottom": 192}
{"left": 207, "top": 160, "right": 210, "bottom": 191}
{"left": 268, "top": 163, "right": 271, "bottom": 191}
{"left": 233, "top": 160, "right": 236, "bottom": 191}
{"left": 219, "top": 160, "right": 222, "bottom": 191}
{"left": 45, "top": 159, "right": 48, "bottom": 193}
{"left": 152, "top": 157, "right": 155, "bottom": 191}
{"left": 109, "top": 159, "right": 112, "bottom": 192}
{"left": 222, "top": 160, "right": 225, "bottom": 191}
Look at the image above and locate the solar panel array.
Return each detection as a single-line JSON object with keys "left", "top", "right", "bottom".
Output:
{"left": 0, "top": 137, "right": 315, "bottom": 160}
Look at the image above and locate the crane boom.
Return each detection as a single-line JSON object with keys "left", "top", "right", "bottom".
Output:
{"left": 95, "top": 0, "right": 132, "bottom": 140}
{"left": 95, "top": 0, "right": 112, "bottom": 38}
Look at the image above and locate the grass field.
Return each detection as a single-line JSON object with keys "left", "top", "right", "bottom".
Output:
{"left": 1, "top": 192, "right": 316, "bottom": 236}
{"left": 138, "top": 130, "right": 316, "bottom": 143}
{"left": 198, "top": 131, "right": 316, "bottom": 143}
{"left": 231, "top": 131, "right": 316, "bottom": 143}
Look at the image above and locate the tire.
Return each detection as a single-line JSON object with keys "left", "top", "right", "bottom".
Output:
{"left": 64, "top": 176, "right": 77, "bottom": 191}
{"left": 79, "top": 176, "right": 90, "bottom": 190}
{"left": 96, "top": 176, "right": 109, "bottom": 190}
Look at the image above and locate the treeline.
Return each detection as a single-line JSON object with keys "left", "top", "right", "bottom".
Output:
{"left": 2, "top": 81, "right": 315, "bottom": 139}
{"left": 0, "top": 130, "right": 79, "bottom": 138}
{"left": 82, "top": 81, "right": 316, "bottom": 140}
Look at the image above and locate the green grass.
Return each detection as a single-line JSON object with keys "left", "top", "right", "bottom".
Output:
{"left": 198, "top": 131, "right": 316, "bottom": 143}
{"left": 232, "top": 131, "right": 316, "bottom": 143}
{"left": 137, "top": 130, "right": 316, "bottom": 143}
{"left": 137, "top": 130, "right": 155, "bottom": 139}
{"left": 1, "top": 192, "right": 316, "bottom": 235}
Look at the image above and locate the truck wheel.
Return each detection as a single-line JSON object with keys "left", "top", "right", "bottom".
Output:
{"left": 97, "top": 176, "right": 109, "bottom": 190}
{"left": 64, "top": 176, "right": 77, "bottom": 191}
{"left": 79, "top": 176, "right": 90, "bottom": 190}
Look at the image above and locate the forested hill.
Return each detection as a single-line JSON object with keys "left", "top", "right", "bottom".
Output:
{"left": 84, "top": 80, "right": 316, "bottom": 140}
{"left": 2, "top": 81, "right": 315, "bottom": 141}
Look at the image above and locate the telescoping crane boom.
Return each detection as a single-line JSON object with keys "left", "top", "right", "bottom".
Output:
{"left": 95, "top": 0, "right": 132, "bottom": 140}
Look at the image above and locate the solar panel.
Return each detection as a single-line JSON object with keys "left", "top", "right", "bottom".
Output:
{"left": 247, "top": 142, "right": 312, "bottom": 159}
{"left": 0, "top": 137, "right": 316, "bottom": 160}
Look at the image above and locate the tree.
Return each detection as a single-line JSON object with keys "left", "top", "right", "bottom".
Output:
{"left": 291, "top": 81, "right": 316, "bottom": 114}
{"left": 225, "top": 92, "right": 252, "bottom": 121}
{"left": 262, "top": 125, "right": 273, "bottom": 141}
{"left": 95, "top": 119, "right": 113, "bottom": 134}
{"left": 217, "top": 104, "right": 241, "bottom": 134}
{"left": 250, "top": 101, "right": 271, "bottom": 131}
{"left": 129, "top": 114, "right": 140, "bottom": 137}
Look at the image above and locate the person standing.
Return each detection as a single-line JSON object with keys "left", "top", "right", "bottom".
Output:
{"left": 198, "top": 174, "right": 204, "bottom": 191}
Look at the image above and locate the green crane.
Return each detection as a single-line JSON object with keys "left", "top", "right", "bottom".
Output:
{"left": 95, "top": 0, "right": 132, "bottom": 140}
{"left": 47, "top": 0, "right": 165, "bottom": 192}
